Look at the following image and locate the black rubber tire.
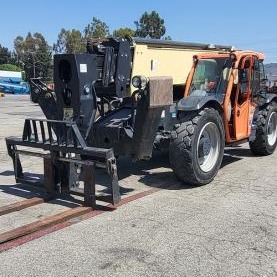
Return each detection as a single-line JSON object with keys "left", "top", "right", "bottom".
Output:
{"left": 249, "top": 102, "right": 277, "bottom": 156}
{"left": 169, "top": 108, "right": 225, "bottom": 185}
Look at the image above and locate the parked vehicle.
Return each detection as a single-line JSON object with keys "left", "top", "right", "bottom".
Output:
{"left": 0, "top": 70, "right": 30, "bottom": 94}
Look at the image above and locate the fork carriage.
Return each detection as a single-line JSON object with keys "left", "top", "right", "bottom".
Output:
{"left": 6, "top": 118, "right": 121, "bottom": 208}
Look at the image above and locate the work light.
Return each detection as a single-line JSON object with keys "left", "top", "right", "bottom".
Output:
{"left": 132, "top": 76, "right": 147, "bottom": 89}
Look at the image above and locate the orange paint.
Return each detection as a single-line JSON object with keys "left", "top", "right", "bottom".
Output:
{"left": 183, "top": 50, "right": 264, "bottom": 144}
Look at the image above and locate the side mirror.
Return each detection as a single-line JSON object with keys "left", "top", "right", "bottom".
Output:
{"left": 260, "top": 78, "right": 270, "bottom": 92}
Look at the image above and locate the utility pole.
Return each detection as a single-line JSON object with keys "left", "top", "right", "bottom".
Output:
{"left": 32, "top": 43, "right": 39, "bottom": 78}
{"left": 32, "top": 53, "right": 35, "bottom": 78}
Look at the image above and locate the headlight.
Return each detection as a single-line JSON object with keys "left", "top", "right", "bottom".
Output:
{"left": 132, "top": 76, "right": 141, "bottom": 88}
{"left": 132, "top": 76, "right": 147, "bottom": 89}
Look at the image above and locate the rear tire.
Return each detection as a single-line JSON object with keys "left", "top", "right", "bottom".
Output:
{"left": 249, "top": 102, "right": 277, "bottom": 155}
{"left": 169, "top": 108, "right": 225, "bottom": 185}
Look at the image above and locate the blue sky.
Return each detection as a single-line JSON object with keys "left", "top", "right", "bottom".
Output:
{"left": 1, "top": 0, "right": 277, "bottom": 62}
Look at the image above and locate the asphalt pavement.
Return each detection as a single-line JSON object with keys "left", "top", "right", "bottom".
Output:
{"left": 0, "top": 95, "right": 276, "bottom": 277}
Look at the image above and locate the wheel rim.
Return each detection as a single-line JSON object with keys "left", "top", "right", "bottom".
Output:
{"left": 267, "top": 111, "right": 277, "bottom": 146}
{"left": 197, "top": 122, "right": 220, "bottom": 172}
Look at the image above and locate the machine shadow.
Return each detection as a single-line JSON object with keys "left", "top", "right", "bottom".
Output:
{"left": 0, "top": 182, "right": 80, "bottom": 208}
{"left": 224, "top": 146, "right": 255, "bottom": 158}
{"left": 220, "top": 146, "right": 256, "bottom": 168}
{"left": 100, "top": 147, "right": 255, "bottom": 191}
{"left": 0, "top": 146, "right": 255, "bottom": 204}
{"left": 97, "top": 152, "right": 196, "bottom": 192}
{"left": 0, "top": 170, "right": 85, "bottom": 208}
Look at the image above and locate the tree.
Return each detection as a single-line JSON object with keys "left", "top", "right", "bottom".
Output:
{"left": 113, "top": 27, "right": 135, "bottom": 38}
{"left": 164, "top": 35, "right": 172, "bottom": 40}
{"left": 0, "top": 44, "right": 12, "bottom": 64}
{"left": 135, "top": 11, "right": 166, "bottom": 39}
{"left": 34, "top": 33, "right": 52, "bottom": 81}
{"left": 84, "top": 17, "right": 110, "bottom": 39}
{"left": 53, "top": 28, "right": 85, "bottom": 54}
{"left": 14, "top": 32, "right": 52, "bottom": 81}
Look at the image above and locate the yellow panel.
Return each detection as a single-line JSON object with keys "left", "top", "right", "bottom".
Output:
{"left": 128, "top": 43, "right": 222, "bottom": 96}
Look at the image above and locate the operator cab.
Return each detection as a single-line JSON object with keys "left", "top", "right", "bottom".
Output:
{"left": 181, "top": 51, "right": 266, "bottom": 143}
{"left": 188, "top": 57, "right": 230, "bottom": 101}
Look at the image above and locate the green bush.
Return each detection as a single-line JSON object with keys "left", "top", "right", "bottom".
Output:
{"left": 0, "top": 64, "right": 22, "bottom": 72}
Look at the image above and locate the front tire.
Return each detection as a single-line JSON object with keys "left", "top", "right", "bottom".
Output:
{"left": 169, "top": 108, "right": 225, "bottom": 185}
{"left": 249, "top": 102, "right": 277, "bottom": 155}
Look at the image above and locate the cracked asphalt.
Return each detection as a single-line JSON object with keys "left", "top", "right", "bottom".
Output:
{"left": 0, "top": 95, "right": 276, "bottom": 277}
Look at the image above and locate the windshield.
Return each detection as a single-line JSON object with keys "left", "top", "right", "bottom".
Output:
{"left": 188, "top": 58, "right": 232, "bottom": 98}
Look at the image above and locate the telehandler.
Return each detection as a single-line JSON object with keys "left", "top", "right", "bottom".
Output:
{"left": 169, "top": 51, "right": 277, "bottom": 184}
{"left": 6, "top": 37, "right": 277, "bottom": 207}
